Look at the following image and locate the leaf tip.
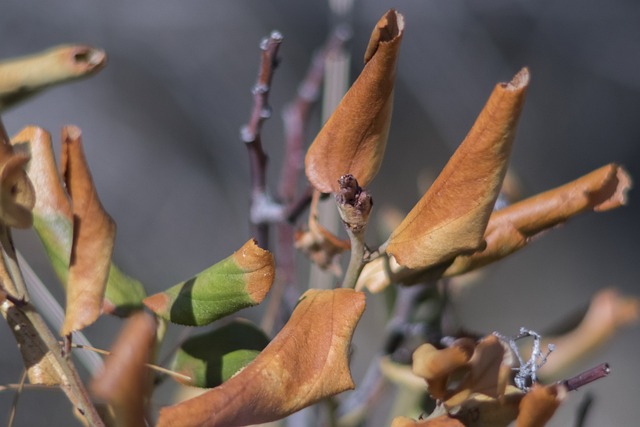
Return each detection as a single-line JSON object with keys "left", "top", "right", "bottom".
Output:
{"left": 234, "top": 238, "right": 275, "bottom": 303}
{"left": 143, "top": 292, "right": 171, "bottom": 317}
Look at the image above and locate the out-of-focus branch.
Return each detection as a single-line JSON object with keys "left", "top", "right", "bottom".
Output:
{"left": 0, "top": 45, "right": 106, "bottom": 110}
{"left": 262, "top": 29, "right": 348, "bottom": 335}
{"left": 241, "top": 31, "right": 284, "bottom": 248}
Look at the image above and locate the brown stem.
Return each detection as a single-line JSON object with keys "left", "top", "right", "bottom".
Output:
{"left": 561, "top": 362, "right": 610, "bottom": 391}
{"left": 262, "top": 29, "right": 349, "bottom": 333}
{"left": 0, "top": 226, "right": 103, "bottom": 425}
{"left": 241, "top": 31, "right": 283, "bottom": 249}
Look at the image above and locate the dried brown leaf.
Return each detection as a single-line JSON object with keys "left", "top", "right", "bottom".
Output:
{"left": 412, "top": 340, "right": 473, "bottom": 380}
{"left": 91, "top": 311, "right": 157, "bottom": 427}
{"left": 305, "top": 10, "right": 404, "bottom": 193}
{"left": 11, "top": 126, "right": 73, "bottom": 222}
{"left": 387, "top": 69, "right": 529, "bottom": 269}
{"left": 515, "top": 384, "right": 565, "bottom": 427}
{"left": 391, "top": 415, "right": 465, "bottom": 427}
{"left": 539, "top": 288, "right": 639, "bottom": 379}
{"left": 60, "top": 126, "right": 116, "bottom": 335}
{"left": 0, "top": 121, "right": 35, "bottom": 228}
{"left": 453, "top": 385, "right": 524, "bottom": 427}
{"left": 445, "top": 335, "right": 506, "bottom": 408}
{"left": 295, "top": 190, "right": 350, "bottom": 275}
{"left": 157, "top": 288, "right": 366, "bottom": 427}
{"left": 444, "top": 164, "right": 632, "bottom": 276}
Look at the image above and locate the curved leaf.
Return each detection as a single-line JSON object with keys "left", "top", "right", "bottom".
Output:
{"left": 157, "top": 288, "right": 366, "bottom": 427}
{"left": 305, "top": 9, "right": 404, "bottom": 193}
{"left": 515, "top": 384, "right": 564, "bottom": 427}
{"left": 144, "top": 239, "right": 275, "bottom": 326}
{"left": 444, "top": 163, "right": 632, "bottom": 277}
{"left": 172, "top": 319, "right": 270, "bottom": 388}
{"left": 387, "top": 68, "right": 529, "bottom": 269}
{"left": 11, "top": 126, "right": 147, "bottom": 315}
{"left": 0, "top": 121, "right": 35, "bottom": 228}
{"left": 60, "top": 126, "right": 116, "bottom": 335}
{"left": 91, "top": 311, "right": 157, "bottom": 427}
{"left": 0, "top": 44, "right": 106, "bottom": 110}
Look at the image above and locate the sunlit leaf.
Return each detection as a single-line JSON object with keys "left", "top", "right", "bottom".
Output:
{"left": 443, "top": 163, "right": 632, "bottom": 277}
{"left": 91, "top": 311, "right": 157, "bottom": 427}
{"left": 172, "top": 319, "right": 270, "bottom": 388}
{"left": 305, "top": 9, "right": 404, "bottom": 193}
{"left": 387, "top": 68, "right": 529, "bottom": 269}
{"left": 453, "top": 386, "right": 523, "bottom": 427}
{"left": 0, "top": 45, "right": 106, "bottom": 110}
{"left": 157, "top": 288, "right": 366, "bottom": 427}
{"left": 144, "top": 239, "right": 275, "bottom": 326}
{"left": 60, "top": 126, "right": 116, "bottom": 335}
{"left": 11, "top": 126, "right": 147, "bottom": 315}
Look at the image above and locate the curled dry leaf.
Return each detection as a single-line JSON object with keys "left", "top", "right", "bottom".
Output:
{"left": 444, "top": 163, "right": 632, "bottom": 277}
{"left": 144, "top": 239, "right": 275, "bottom": 326}
{"left": 413, "top": 336, "right": 509, "bottom": 409}
{"left": 391, "top": 415, "right": 465, "bottom": 427}
{"left": 452, "top": 385, "right": 524, "bottom": 427}
{"left": 387, "top": 68, "right": 529, "bottom": 270}
{"left": 305, "top": 9, "right": 404, "bottom": 193}
{"left": 91, "top": 311, "right": 157, "bottom": 427}
{"left": 515, "top": 384, "right": 565, "bottom": 427}
{"left": 359, "top": 164, "right": 631, "bottom": 293}
{"left": 0, "top": 44, "right": 106, "bottom": 110}
{"left": 157, "top": 288, "right": 366, "bottom": 427}
{"left": 11, "top": 126, "right": 73, "bottom": 278}
{"left": 0, "top": 121, "right": 35, "bottom": 228}
{"left": 11, "top": 126, "right": 146, "bottom": 315}
{"left": 355, "top": 255, "right": 392, "bottom": 293}
{"left": 538, "top": 288, "right": 639, "bottom": 379}
{"left": 295, "top": 190, "right": 350, "bottom": 275}
{"left": 61, "top": 126, "right": 116, "bottom": 335}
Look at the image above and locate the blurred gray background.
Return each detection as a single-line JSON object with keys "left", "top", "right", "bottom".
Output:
{"left": 1, "top": 0, "right": 639, "bottom": 426}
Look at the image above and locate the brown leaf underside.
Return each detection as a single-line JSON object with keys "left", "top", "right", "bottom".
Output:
{"left": 157, "top": 288, "right": 366, "bottom": 427}
{"left": 305, "top": 9, "right": 404, "bottom": 193}
{"left": 444, "top": 163, "right": 631, "bottom": 276}
{"left": 386, "top": 68, "right": 529, "bottom": 270}
{"left": 61, "top": 126, "right": 116, "bottom": 335}
{"left": 91, "top": 311, "right": 157, "bottom": 427}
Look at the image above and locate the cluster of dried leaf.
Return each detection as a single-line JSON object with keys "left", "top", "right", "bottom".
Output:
{"left": 0, "top": 8, "right": 637, "bottom": 427}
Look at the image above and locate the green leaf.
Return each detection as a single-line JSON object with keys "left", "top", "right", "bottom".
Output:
{"left": 172, "top": 319, "right": 269, "bottom": 388}
{"left": 143, "top": 239, "right": 275, "bottom": 326}
{"left": 103, "top": 264, "right": 147, "bottom": 316}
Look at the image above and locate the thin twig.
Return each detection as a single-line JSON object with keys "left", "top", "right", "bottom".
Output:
{"left": 241, "top": 31, "right": 284, "bottom": 248}
{"left": 72, "top": 344, "right": 192, "bottom": 383}
{"left": 7, "top": 370, "right": 27, "bottom": 427}
{"left": 561, "top": 363, "right": 610, "bottom": 391}
{"left": 0, "top": 206, "right": 103, "bottom": 426}
{"left": 262, "top": 29, "right": 349, "bottom": 334}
